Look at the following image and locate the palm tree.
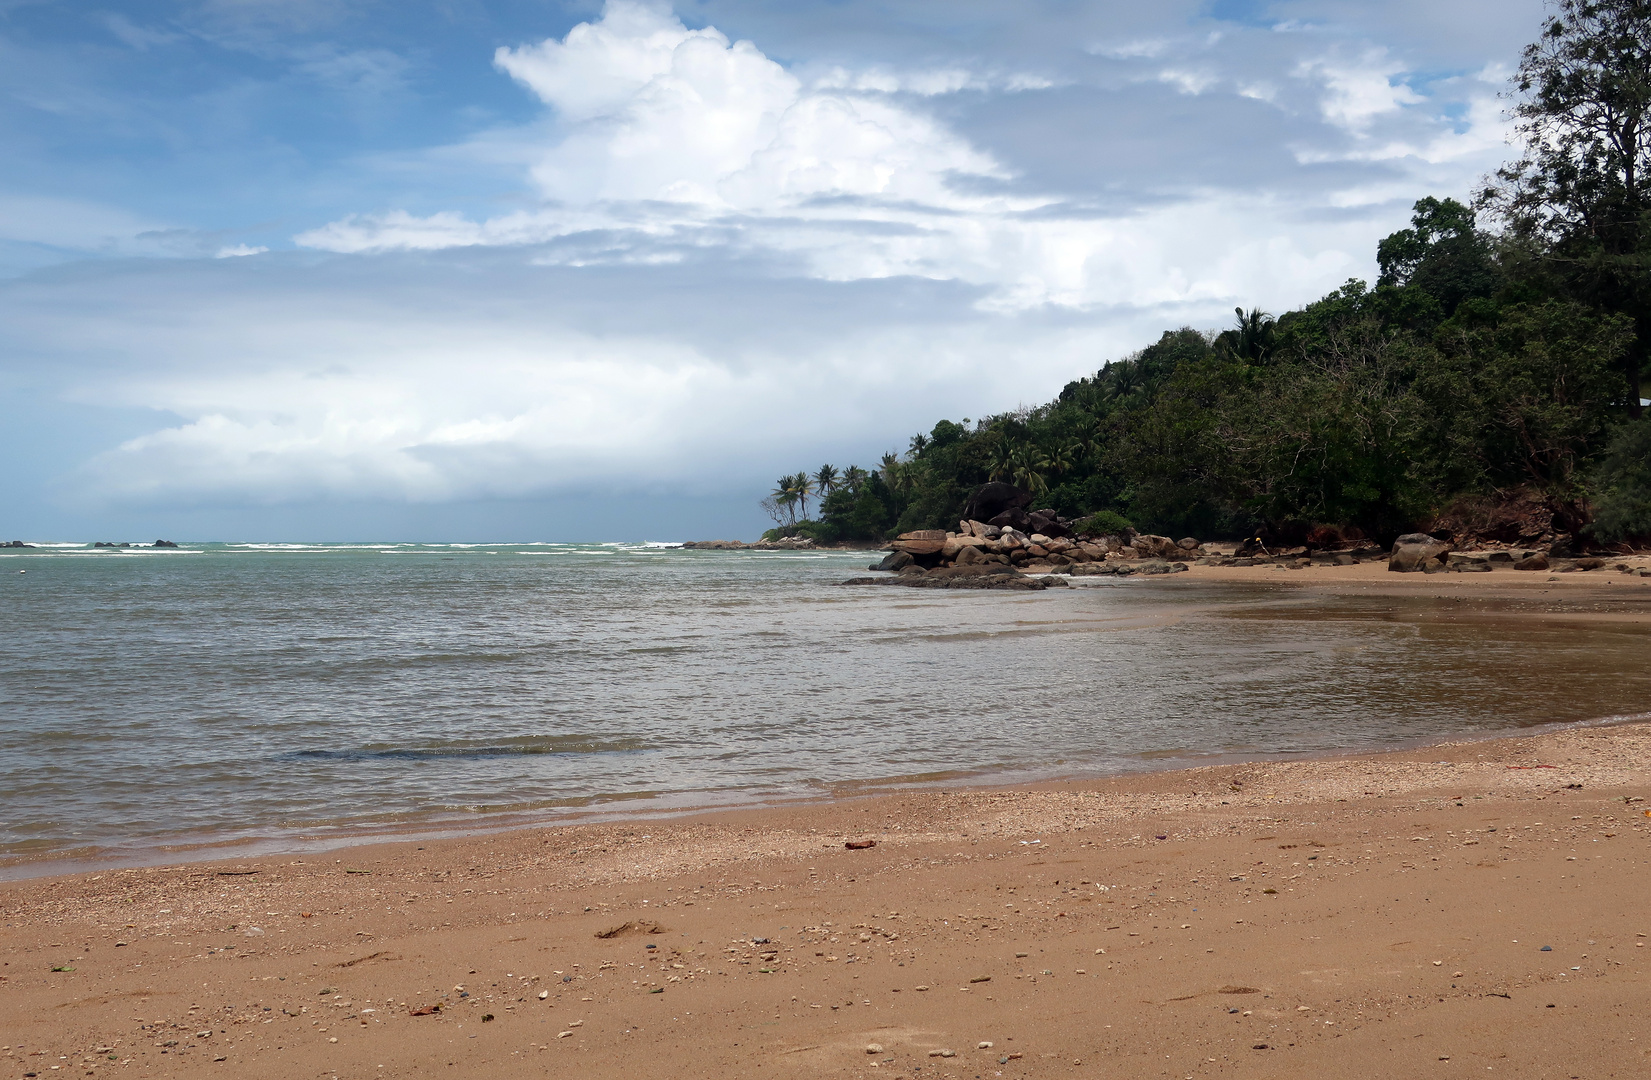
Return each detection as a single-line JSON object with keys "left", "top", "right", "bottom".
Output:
{"left": 790, "top": 472, "right": 817, "bottom": 520}
{"left": 770, "top": 476, "right": 800, "bottom": 525}
{"left": 1009, "top": 444, "right": 1049, "bottom": 496}
{"left": 1042, "top": 439, "right": 1079, "bottom": 478}
{"left": 878, "top": 453, "right": 912, "bottom": 499}
{"left": 986, "top": 439, "right": 1015, "bottom": 482}
{"left": 1072, "top": 419, "right": 1103, "bottom": 460}
{"left": 1104, "top": 361, "right": 1141, "bottom": 403}
{"left": 814, "top": 464, "right": 839, "bottom": 497}
{"left": 908, "top": 433, "right": 929, "bottom": 458}
{"left": 1228, "top": 306, "right": 1276, "bottom": 362}
{"left": 842, "top": 465, "right": 868, "bottom": 493}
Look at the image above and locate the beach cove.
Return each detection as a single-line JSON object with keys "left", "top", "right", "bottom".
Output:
{"left": 3, "top": 558, "right": 1651, "bottom": 1077}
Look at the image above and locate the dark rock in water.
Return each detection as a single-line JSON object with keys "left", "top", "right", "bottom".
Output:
{"left": 4, "top": 540, "right": 33, "bottom": 548}
{"left": 924, "top": 564, "right": 1017, "bottom": 579}
{"left": 152, "top": 539, "right": 179, "bottom": 548}
{"left": 839, "top": 572, "right": 1046, "bottom": 591}
{"left": 1388, "top": 532, "right": 1451, "bottom": 572}
{"left": 962, "top": 482, "right": 1033, "bottom": 525}
{"left": 1076, "top": 561, "right": 1128, "bottom": 575}
{"left": 1513, "top": 554, "right": 1549, "bottom": 571}
{"left": 1133, "top": 560, "right": 1185, "bottom": 575}
{"left": 874, "top": 550, "right": 914, "bottom": 572}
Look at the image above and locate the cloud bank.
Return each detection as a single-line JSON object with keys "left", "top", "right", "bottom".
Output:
{"left": 0, "top": 0, "right": 1541, "bottom": 535}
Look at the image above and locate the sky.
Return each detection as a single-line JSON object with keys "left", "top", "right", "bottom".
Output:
{"left": 0, "top": 0, "right": 1547, "bottom": 541}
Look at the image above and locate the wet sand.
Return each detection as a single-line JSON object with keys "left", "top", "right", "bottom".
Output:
{"left": 4, "top": 712, "right": 1649, "bottom": 1080}
{"left": 1170, "top": 553, "right": 1651, "bottom": 598}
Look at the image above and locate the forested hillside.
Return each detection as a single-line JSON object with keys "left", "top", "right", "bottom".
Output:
{"left": 765, "top": 2, "right": 1651, "bottom": 549}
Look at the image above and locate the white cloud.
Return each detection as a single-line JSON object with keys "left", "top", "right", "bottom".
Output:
{"left": 2, "top": 0, "right": 1542, "bottom": 521}
{"left": 299, "top": 1, "right": 1027, "bottom": 282}
{"left": 1158, "top": 67, "right": 1219, "bottom": 95}
{"left": 1298, "top": 49, "right": 1425, "bottom": 133}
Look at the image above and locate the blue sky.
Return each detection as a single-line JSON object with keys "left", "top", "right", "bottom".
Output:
{"left": 0, "top": 0, "right": 1545, "bottom": 540}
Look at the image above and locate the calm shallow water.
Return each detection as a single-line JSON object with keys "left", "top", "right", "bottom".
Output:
{"left": 3, "top": 541, "right": 1649, "bottom": 870}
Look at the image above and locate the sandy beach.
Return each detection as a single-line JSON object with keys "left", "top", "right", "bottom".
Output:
{"left": 5, "top": 656, "right": 1649, "bottom": 1080}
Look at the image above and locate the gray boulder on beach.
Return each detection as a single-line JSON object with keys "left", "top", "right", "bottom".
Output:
{"left": 1387, "top": 533, "right": 1451, "bottom": 572}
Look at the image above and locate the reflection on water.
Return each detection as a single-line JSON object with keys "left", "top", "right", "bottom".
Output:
{"left": 2, "top": 542, "right": 1649, "bottom": 866}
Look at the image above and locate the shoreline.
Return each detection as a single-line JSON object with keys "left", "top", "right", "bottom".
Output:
{"left": 4, "top": 719, "right": 1649, "bottom": 1078}
{"left": 8, "top": 704, "right": 1650, "bottom": 887}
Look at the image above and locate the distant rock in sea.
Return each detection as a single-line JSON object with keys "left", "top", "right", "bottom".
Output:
{"left": 680, "top": 538, "right": 817, "bottom": 550}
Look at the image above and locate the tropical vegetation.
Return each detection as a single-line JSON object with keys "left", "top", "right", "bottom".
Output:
{"left": 763, "top": 2, "right": 1651, "bottom": 548}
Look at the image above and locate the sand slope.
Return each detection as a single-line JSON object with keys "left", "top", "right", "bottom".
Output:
{"left": 4, "top": 723, "right": 1649, "bottom": 1079}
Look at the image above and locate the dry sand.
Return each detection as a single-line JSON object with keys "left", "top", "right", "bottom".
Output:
{"left": 4, "top": 566, "right": 1650, "bottom": 1079}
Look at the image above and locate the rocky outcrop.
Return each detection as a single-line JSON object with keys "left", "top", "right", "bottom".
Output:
{"left": 960, "top": 483, "right": 1034, "bottom": 525}
{"left": 153, "top": 540, "right": 179, "bottom": 548}
{"left": 4, "top": 540, "right": 34, "bottom": 548}
{"left": 1387, "top": 533, "right": 1451, "bottom": 573}
{"left": 1069, "top": 560, "right": 1188, "bottom": 577}
{"left": 1513, "top": 553, "right": 1550, "bottom": 571}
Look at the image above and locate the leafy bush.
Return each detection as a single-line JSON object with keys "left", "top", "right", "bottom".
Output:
{"left": 1074, "top": 510, "right": 1133, "bottom": 536}
{"left": 1589, "top": 423, "right": 1651, "bottom": 543}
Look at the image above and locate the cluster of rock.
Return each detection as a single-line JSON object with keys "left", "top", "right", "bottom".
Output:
{"left": 4, "top": 540, "right": 34, "bottom": 548}
{"left": 855, "top": 518, "right": 1198, "bottom": 588}
{"left": 680, "top": 537, "right": 817, "bottom": 550}
{"left": 1385, "top": 532, "right": 1621, "bottom": 574}
{"left": 92, "top": 540, "right": 178, "bottom": 549}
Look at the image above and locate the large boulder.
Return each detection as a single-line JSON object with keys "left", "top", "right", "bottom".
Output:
{"left": 1131, "top": 534, "right": 1182, "bottom": 560}
{"left": 942, "top": 535, "right": 990, "bottom": 559}
{"left": 893, "top": 530, "right": 947, "bottom": 555}
{"left": 1513, "top": 553, "right": 1549, "bottom": 571}
{"left": 873, "top": 550, "right": 914, "bottom": 572}
{"left": 1026, "top": 509, "right": 1071, "bottom": 539}
{"left": 1387, "top": 532, "right": 1451, "bottom": 573}
{"left": 961, "top": 483, "right": 1034, "bottom": 525}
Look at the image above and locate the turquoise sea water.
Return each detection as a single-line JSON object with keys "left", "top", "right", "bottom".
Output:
{"left": 3, "top": 541, "right": 1649, "bottom": 874}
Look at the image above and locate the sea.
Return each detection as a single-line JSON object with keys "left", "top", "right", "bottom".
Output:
{"left": 3, "top": 541, "right": 1649, "bottom": 877}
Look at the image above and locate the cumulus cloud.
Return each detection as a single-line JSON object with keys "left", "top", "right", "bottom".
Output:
{"left": 1, "top": 0, "right": 1541, "bottom": 525}
{"left": 297, "top": 1, "right": 1035, "bottom": 289}
{"left": 297, "top": 0, "right": 1509, "bottom": 318}
{"left": 1298, "top": 49, "right": 1424, "bottom": 133}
